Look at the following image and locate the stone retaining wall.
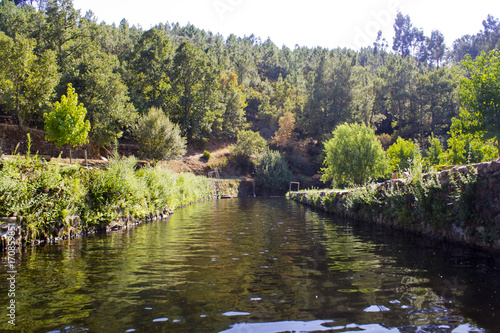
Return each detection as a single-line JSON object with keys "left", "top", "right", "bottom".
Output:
{"left": 288, "top": 160, "right": 500, "bottom": 251}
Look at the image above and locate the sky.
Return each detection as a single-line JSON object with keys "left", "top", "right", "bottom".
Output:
{"left": 73, "top": 0, "right": 500, "bottom": 50}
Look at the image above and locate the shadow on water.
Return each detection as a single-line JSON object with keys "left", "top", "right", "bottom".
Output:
{"left": 1, "top": 198, "right": 499, "bottom": 332}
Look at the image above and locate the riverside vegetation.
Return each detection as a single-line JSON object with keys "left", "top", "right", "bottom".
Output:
{"left": 288, "top": 158, "right": 500, "bottom": 251}
{"left": 0, "top": 149, "right": 214, "bottom": 244}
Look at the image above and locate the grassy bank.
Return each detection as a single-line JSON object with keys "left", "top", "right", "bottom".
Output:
{"left": 0, "top": 154, "right": 214, "bottom": 243}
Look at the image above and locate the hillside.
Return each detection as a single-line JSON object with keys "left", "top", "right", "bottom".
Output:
{"left": 0, "top": 123, "right": 228, "bottom": 174}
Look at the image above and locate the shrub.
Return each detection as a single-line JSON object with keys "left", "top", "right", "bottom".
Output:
{"left": 376, "top": 133, "right": 393, "bottom": 150}
{"left": 231, "top": 130, "right": 267, "bottom": 157}
{"left": 255, "top": 148, "right": 292, "bottom": 193}
{"left": 321, "top": 123, "right": 388, "bottom": 187}
{"left": 134, "top": 107, "right": 187, "bottom": 161}
{"left": 0, "top": 155, "right": 214, "bottom": 241}
{"left": 387, "top": 137, "right": 421, "bottom": 173}
{"left": 202, "top": 150, "right": 211, "bottom": 161}
{"left": 440, "top": 125, "right": 498, "bottom": 165}
{"left": 230, "top": 130, "right": 267, "bottom": 173}
{"left": 424, "top": 134, "right": 444, "bottom": 167}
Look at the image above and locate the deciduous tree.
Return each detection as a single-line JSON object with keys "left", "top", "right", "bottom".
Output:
{"left": 387, "top": 137, "right": 421, "bottom": 172}
{"left": 273, "top": 112, "right": 297, "bottom": 149}
{"left": 0, "top": 32, "right": 59, "bottom": 127}
{"left": 321, "top": 123, "right": 387, "bottom": 187}
{"left": 459, "top": 50, "right": 500, "bottom": 143}
{"left": 43, "top": 83, "right": 90, "bottom": 147}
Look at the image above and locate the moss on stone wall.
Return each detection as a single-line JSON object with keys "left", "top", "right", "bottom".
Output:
{"left": 288, "top": 160, "right": 500, "bottom": 251}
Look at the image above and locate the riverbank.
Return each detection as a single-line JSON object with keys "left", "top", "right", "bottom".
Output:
{"left": 0, "top": 154, "right": 224, "bottom": 248}
{"left": 288, "top": 159, "right": 500, "bottom": 251}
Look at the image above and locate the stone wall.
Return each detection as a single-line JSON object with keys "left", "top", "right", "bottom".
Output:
{"left": 288, "top": 159, "right": 500, "bottom": 252}
{"left": 0, "top": 124, "right": 139, "bottom": 159}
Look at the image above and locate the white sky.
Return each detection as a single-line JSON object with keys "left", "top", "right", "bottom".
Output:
{"left": 73, "top": 0, "right": 500, "bottom": 50}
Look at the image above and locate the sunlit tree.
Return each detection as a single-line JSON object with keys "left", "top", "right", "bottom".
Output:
{"left": 44, "top": 83, "right": 90, "bottom": 147}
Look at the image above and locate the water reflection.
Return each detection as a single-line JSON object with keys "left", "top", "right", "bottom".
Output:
{"left": 0, "top": 198, "right": 498, "bottom": 332}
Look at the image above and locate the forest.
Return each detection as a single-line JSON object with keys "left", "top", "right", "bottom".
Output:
{"left": 1, "top": 0, "right": 500, "bottom": 189}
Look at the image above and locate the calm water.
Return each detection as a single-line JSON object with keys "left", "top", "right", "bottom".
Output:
{"left": 1, "top": 198, "right": 500, "bottom": 332}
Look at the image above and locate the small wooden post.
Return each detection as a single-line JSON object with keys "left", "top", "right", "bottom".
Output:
{"left": 69, "top": 149, "right": 72, "bottom": 164}
{"left": 85, "top": 150, "right": 88, "bottom": 168}
{"left": 289, "top": 182, "right": 300, "bottom": 192}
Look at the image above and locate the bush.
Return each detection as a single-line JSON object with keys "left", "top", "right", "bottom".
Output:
{"left": 83, "top": 155, "right": 149, "bottom": 224}
{"left": 424, "top": 134, "right": 444, "bottom": 167}
{"left": 255, "top": 148, "right": 292, "bottom": 193}
{"left": 202, "top": 150, "right": 211, "bottom": 161}
{"left": 229, "top": 130, "right": 267, "bottom": 173}
{"left": 440, "top": 118, "right": 498, "bottom": 164}
{"left": 387, "top": 137, "right": 421, "bottom": 173}
{"left": 231, "top": 130, "right": 267, "bottom": 157}
{"left": 134, "top": 107, "right": 187, "bottom": 161}
{"left": 376, "top": 133, "right": 393, "bottom": 150}
{"left": 321, "top": 123, "right": 388, "bottom": 187}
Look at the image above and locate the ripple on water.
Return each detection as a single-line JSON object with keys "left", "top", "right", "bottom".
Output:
{"left": 152, "top": 317, "right": 169, "bottom": 322}
{"left": 364, "top": 305, "right": 390, "bottom": 312}
{"left": 219, "top": 320, "right": 336, "bottom": 333}
{"left": 222, "top": 311, "right": 251, "bottom": 316}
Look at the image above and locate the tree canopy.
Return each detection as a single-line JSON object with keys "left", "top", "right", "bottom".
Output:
{"left": 321, "top": 123, "right": 388, "bottom": 187}
{"left": 43, "top": 83, "right": 90, "bottom": 147}
{"left": 459, "top": 50, "right": 500, "bottom": 141}
{"left": 0, "top": 0, "right": 499, "bottom": 172}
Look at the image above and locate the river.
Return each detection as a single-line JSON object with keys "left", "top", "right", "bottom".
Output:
{"left": 1, "top": 198, "right": 499, "bottom": 332}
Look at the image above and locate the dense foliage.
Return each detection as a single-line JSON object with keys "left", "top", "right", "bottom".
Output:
{"left": 133, "top": 107, "right": 186, "bottom": 161}
{"left": 255, "top": 148, "right": 292, "bottom": 193}
{"left": 386, "top": 137, "right": 421, "bottom": 173}
{"left": 458, "top": 50, "right": 500, "bottom": 142}
{"left": 321, "top": 123, "right": 388, "bottom": 187}
{"left": 43, "top": 83, "right": 90, "bottom": 147}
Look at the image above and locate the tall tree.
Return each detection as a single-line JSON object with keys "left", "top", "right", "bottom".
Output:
{"left": 300, "top": 52, "right": 354, "bottom": 140}
{"left": 169, "top": 41, "right": 222, "bottom": 142}
{"left": 214, "top": 71, "right": 247, "bottom": 139}
{"left": 459, "top": 50, "right": 500, "bottom": 144}
{"left": 392, "top": 12, "right": 425, "bottom": 57}
{"left": 379, "top": 55, "right": 420, "bottom": 137}
{"left": 0, "top": 32, "right": 59, "bottom": 127}
{"left": 40, "top": 0, "right": 97, "bottom": 71}
{"left": 0, "top": 0, "right": 43, "bottom": 39}
{"left": 127, "top": 28, "right": 174, "bottom": 113}
{"left": 415, "top": 66, "right": 460, "bottom": 136}
{"left": 428, "top": 30, "right": 446, "bottom": 67}
{"left": 480, "top": 15, "right": 500, "bottom": 53}
{"left": 62, "top": 43, "right": 136, "bottom": 147}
